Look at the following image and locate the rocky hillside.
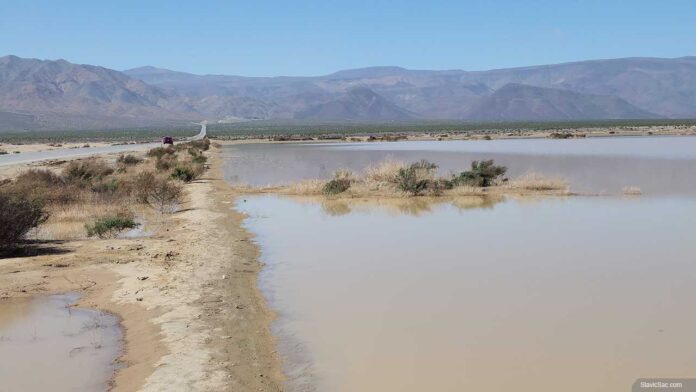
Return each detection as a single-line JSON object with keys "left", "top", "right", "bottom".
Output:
{"left": 1, "top": 55, "right": 695, "bottom": 131}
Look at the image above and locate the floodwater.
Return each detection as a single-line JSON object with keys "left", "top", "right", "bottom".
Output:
{"left": 237, "top": 195, "right": 696, "bottom": 392}
{"left": 221, "top": 136, "right": 696, "bottom": 195}
{"left": 0, "top": 293, "right": 122, "bottom": 392}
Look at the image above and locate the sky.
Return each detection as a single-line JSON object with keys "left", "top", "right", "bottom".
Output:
{"left": 0, "top": 0, "right": 694, "bottom": 76}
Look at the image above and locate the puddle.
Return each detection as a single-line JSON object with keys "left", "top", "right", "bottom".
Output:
{"left": 238, "top": 195, "right": 696, "bottom": 392}
{"left": 222, "top": 136, "right": 696, "bottom": 196}
{"left": 0, "top": 293, "right": 122, "bottom": 392}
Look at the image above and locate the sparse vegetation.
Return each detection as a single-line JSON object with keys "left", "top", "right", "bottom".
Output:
{"left": 117, "top": 154, "right": 143, "bottom": 166}
{"left": 85, "top": 213, "right": 139, "bottom": 239}
{"left": 0, "top": 138, "right": 208, "bottom": 242}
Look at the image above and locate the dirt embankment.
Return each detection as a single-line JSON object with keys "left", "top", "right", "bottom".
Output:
{"left": 0, "top": 149, "right": 283, "bottom": 391}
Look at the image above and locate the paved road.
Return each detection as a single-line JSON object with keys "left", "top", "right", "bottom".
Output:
{"left": 189, "top": 122, "right": 207, "bottom": 141}
{"left": 0, "top": 124, "right": 206, "bottom": 167}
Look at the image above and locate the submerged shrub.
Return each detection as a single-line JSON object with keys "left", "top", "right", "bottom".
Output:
{"left": 0, "top": 193, "right": 49, "bottom": 248}
{"left": 85, "top": 214, "right": 138, "bottom": 239}
{"left": 451, "top": 160, "right": 507, "bottom": 187}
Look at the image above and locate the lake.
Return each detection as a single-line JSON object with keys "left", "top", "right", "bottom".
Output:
{"left": 224, "top": 137, "right": 696, "bottom": 391}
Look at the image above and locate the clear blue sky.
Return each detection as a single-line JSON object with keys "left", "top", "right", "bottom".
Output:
{"left": 1, "top": 0, "right": 694, "bottom": 76}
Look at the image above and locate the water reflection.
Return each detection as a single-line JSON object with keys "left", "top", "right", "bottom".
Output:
{"left": 238, "top": 195, "right": 696, "bottom": 392}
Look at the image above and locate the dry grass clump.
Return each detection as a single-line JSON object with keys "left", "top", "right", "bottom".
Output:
{"left": 622, "top": 186, "right": 642, "bottom": 196}
{"left": 506, "top": 173, "right": 569, "bottom": 192}
{"left": 285, "top": 179, "right": 324, "bottom": 195}
{"left": 363, "top": 160, "right": 405, "bottom": 184}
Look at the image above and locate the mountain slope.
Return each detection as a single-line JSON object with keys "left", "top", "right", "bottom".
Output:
{"left": 294, "top": 86, "right": 413, "bottom": 120}
{"left": 466, "top": 83, "right": 658, "bottom": 121}
{"left": 0, "top": 55, "right": 199, "bottom": 130}
{"left": 2, "top": 55, "right": 695, "bottom": 131}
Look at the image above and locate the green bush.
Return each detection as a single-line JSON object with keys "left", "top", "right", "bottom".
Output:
{"left": 395, "top": 160, "right": 439, "bottom": 196}
{"left": 0, "top": 193, "right": 49, "bottom": 248}
{"left": 171, "top": 163, "right": 203, "bottom": 182}
{"left": 451, "top": 160, "right": 507, "bottom": 187}
{"left": 322, "top": 178, "right": 351, "bottom": 195}
{"left": 85, "top": 214, "right": 139, "bottom": 239}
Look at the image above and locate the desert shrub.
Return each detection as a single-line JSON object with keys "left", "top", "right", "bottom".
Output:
{"left": 63, "top": 159, "right": 114, "bottom": 184}
{"left": 117, "top": 154, "right": 142, "bottom": 166}
{"left": 147, "top": 146, "right": 176, "bottom": 159}
{"left": 171, "top": 163, "right": 203, "bottom": 182}
{"left": 323, "top": 178, "right": 351, "bottom": 195}
{"left": 188, "top": 138, "right": 211, "bottom": 151}
{"left": 0, "top": 193, "right": 49, "bottom": 248}
{"left": 138, "top": 175, "right": 183, "bottom": 214}
{"left": 188, "top": 148, "right": 208, "bottom": 164}
{"left": 451, "top": 160, "right": 507, "bottom": 187}
{"left": 0, "top": 149, "right": 7, "bottom": 155}
{"left": 155, "top": 154, "right": 177, "bottom": 171}
{"left": 90, "top": 178, "right": 120, "bottom": 196}
{"left": 395, "top": 160, "right": 439, "bottom": 196}
{"left": 85, "top": 213, "right": 138, "bottom": 239}
{"left": 10, "top": 169, "right": 79, "bottom": 205}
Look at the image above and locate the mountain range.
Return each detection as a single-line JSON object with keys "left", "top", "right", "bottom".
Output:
{"left": 2, "top": 54, "right": 696, "bottom": 131}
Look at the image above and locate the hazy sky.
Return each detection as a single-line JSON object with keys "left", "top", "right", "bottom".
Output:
{"left": 1, "top": 0, "right": 694, "bottom": 76}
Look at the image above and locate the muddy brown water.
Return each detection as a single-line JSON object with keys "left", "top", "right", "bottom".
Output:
{"left": 0, "top": 293, "right": 121, "bottom": 392}
{"left": 221, "top": 136, "right": 696, "bottom": 196}
{"left": 236, "top": 195, "right": 696, "bottom": 392}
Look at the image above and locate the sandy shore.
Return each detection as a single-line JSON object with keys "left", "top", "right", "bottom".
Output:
{"left": 0, "top": 148, "right": 283, "bottom": 391}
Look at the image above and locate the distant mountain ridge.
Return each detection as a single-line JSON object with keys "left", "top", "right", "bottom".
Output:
{"left": 1, "top": 55, "right": 695, "bottom": 131}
